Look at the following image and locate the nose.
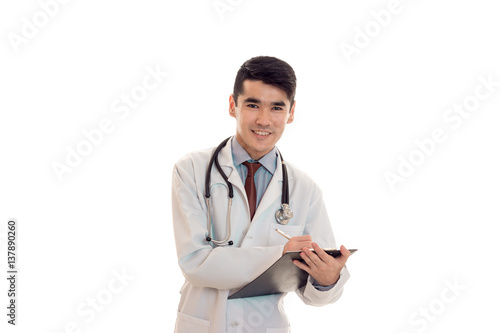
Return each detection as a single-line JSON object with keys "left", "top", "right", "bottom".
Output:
{"left": 255, "top": 108, "right": 272, "bottom": 127}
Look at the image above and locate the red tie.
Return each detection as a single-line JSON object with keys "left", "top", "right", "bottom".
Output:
{"left": 242, "top": 161, "right": 261, "bottom": 219}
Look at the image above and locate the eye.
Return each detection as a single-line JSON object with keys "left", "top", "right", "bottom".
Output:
{"left": 271, "top": 106, "right": 284, "bottom": 111}
{"left": 246, "top": 104, "right": 258, "bottom": 109}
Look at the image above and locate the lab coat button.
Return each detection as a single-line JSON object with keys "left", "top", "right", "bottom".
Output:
{"left": 231, "top": 321, "right": 240, "bottom": 327}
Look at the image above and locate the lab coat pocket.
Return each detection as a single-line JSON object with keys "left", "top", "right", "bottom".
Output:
{"left": 175, "top": 311, "right": 210, "bottom": 333}
{"left": 266, "top": 327, "right": 290, "bottom": 333}
{"left": 268, "top": 224, "right": 305, "bottom": 246}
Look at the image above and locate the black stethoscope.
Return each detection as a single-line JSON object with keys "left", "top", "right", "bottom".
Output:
{"left": 204, "top": 137, "right": 293, "bottom": 246}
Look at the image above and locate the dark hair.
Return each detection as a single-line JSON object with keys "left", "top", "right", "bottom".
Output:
{"left": 233, "top": 56, "right": 297, "bottom": 109}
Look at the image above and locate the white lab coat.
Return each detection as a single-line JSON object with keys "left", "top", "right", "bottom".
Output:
{"left": 172, "top": 138, "right": 350, "bottom": 333}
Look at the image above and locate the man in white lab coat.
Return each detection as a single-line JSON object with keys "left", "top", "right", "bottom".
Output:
{"left": 172, "top": 56, "right": 351, "bottom": 333}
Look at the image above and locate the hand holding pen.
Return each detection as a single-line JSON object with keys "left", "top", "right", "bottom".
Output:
{"left": 275, "top": 228, "right": 312, "bottom": 255}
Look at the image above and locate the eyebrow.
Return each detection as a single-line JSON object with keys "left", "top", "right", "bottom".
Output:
{"left": 243, "top": 97, "right": 261, "bottom": 104}
{"left": 242, "top": 97, "right": 287, "bottom": 107}
{"left": 271, "top": 101, "right": 287, "bottom": 107}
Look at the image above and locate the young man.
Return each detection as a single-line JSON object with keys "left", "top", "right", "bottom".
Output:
{"left": 172, "top": 56, "right": 351, "bottom": 333}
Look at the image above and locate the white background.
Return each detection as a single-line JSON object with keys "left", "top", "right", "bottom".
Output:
{"left": 1, "top": 0, "right": 499, "bottom": 332}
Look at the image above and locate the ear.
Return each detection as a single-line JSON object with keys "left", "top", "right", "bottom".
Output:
{"left": 286, "top": 100, "right": 296, "bottom": 124}
{"left": 229, "top": 94, "right": 236, "bottom": 118}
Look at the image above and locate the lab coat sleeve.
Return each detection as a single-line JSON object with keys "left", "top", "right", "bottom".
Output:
{"left": 295, "top": 185, "right": 350, "bottom": 306}
{"left": 297, "top": 266, "right": 350, "bottom": 306}
{"left": 172, "top": 161, "right": 283, "bottom": 291}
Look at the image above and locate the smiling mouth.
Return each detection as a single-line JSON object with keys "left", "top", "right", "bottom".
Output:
{"left": 252, "top": 130, "right": 271, "bottom": 136}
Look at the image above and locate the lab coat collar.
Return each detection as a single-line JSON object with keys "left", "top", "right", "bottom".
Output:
{"left": 217, "top": 137, "right": 245, "bottom": 192}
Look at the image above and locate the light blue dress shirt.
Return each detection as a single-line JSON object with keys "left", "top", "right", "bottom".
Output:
{"left": 231, "top": 137, "right": 278, "bottom": 209}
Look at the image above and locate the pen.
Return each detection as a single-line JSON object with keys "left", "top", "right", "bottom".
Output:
{"left": 275, "top": 228, "right": 291, "bottom": 240}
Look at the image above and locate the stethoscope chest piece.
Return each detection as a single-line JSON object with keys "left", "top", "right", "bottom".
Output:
{"left": 275, "top": 203, "right": 293, "bottom": 225}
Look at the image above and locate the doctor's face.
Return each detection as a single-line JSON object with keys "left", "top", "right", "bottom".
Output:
{"left": 229, "top": 80, "right": 295, "bottom": 160}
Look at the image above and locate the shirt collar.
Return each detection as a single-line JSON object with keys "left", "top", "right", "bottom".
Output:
{"left": 231, "top": 137, "right": 278, "bottom": 174}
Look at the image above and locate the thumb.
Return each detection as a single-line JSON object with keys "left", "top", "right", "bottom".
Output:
{"left": 338, "top": 245, "right": 351, "bottom": 263}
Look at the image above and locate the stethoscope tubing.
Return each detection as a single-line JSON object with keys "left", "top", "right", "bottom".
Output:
{"left": 204, "top": 137, "right": 291, "bottom": 246}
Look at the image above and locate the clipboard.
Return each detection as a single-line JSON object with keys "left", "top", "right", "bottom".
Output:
{"left": 228, "top": 248, "right": 357, "bottom": 299}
